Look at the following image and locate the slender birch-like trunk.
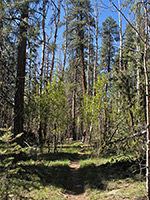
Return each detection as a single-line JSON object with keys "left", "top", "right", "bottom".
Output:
{"left": 62, "top": 5, "right": 68, "bottom": 78}
{"left": 93, "top": 0, "right": 99, "bottom": 96}
{"left": 118, "top": 0, "right": 122, "bottom": 71}
{"left": 80, "top": 44, "right": 86, "bottom": 95}
{"left": 143, "top": 1, "right": 150, "bottom": 199}
{"left": 109, "top": 0, "right": 150, "bottom": 198}
{"left": 38, "top": 0, "right": 46, "bottom": 148}
{"left": 135, "top": 0, "right": 141, "bottom": 99}
{"left": 49, "top": 3, "right": 60, "bottom": 83}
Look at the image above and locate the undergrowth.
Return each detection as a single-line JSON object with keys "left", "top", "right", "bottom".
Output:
{"left": 0, "top": 135, "right": 147, "bottom": 199}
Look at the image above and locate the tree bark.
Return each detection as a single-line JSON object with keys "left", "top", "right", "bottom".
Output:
{"left": 143, "top": 1, "right": 150, "bottom": 199}
{"left": 0, "top": 5, "right": 2, "bottom": 66}
{"left": 80, "top": 43, "right": 86, "bottom": 95}
{"left": 135, "top": 0, "right": 141, "bottom": 99}
{"left": 79, "top": 4, "right": 86, "bottom": 95}
{"left": 14, "top": 2, "right": 28, "bottom": 145}
{"left": 39, "top": 0, "right": 46, "bottom": 94}
{"left": 62, "top": 4, "right": 68, "bottom": 79}
{"left": 93, "top": 0, "right": 99, "bottom": 96}
{"left": 110, "top": 0, "right": 150, "bottom": 198}
{"left": 87, "top": 19, "right": 90, "bottom": 94}
{"left": 118, "top": 0, "right": 123, "bottom": 71}
{"left": 39, "top": 0, "right": 46, "bottom": 147}
{"left": 49, "top": 3, "right": 60, "bottom": 83}
{"left": 0, "top": 3, "right": 3, "bottom": 91}
{"left": 72, "top": 64, "right": 77, "bottom": 140}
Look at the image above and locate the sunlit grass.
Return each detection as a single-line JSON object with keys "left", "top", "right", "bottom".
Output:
{"left": 80, "top": 153, "right": 135, "bottom": 167}
{"left": 1, "top": 141, "right": 146, "bottom": 199}
{"left": 86, "top": 179, "right": 146, "bottom": 200}
{"left": 25, "top": 186, "right": 65, "bottom": 200}
{"left": 16, "top": 152, "right": 71, "bottom": 199}
{"left": 79, "top": 153, "right": 146, "bottom": 200}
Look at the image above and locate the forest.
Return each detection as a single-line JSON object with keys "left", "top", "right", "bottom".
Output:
{"left": 0, "top": 0, "right": 150, "bottom": 199}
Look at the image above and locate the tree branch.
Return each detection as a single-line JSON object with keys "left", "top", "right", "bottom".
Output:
{"left": 109, "top": 0, "right": 145, "bottom": 43}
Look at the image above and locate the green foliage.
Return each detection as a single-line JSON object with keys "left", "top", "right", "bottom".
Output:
{"left": 79, "top": 153, "right": 146, "bottom": 199}
{"left": 0, "top": 127, "right": 39, "bottom": 199}
{"left": 0, "top": 127, "right": 23, "bottom": 199}
{"left": 99, "top": 16, "right": 119, "bottom": 72}
{"left": 112, "top": 22, "right": 146, "bottom": 134}
{"left": 39, "top": 77, "right": 68, "bottom": 139}
{"left": 82, "top": 75, "right": 108, "bottom": 145}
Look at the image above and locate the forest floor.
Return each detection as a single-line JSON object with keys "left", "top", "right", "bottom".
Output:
{"left": 0, "top": 141, "right": 147, "bottom": 199}
{"left": 64, "top": 151, "right": 90, "bottom": 200}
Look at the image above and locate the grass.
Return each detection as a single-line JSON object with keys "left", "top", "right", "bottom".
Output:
{"left": 17, "top": 156, "right": 72, "bottom": 199}
{"left": 80, "top": 153, "right": 136, "bottom": 167}
{"left": 79, "top": 153, "right": 146, "bottom": 200}
{"left": 27, "top": 186, "right": 66, "bottom": 200}
{"left": 86, "top": 179, "right": 146, "bottom": 200}
{"left": 0, "top": 142, "right": 147, "bottom": 199}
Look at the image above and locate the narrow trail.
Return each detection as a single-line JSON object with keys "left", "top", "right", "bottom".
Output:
{"left": 64, "top": 152, "right": 90, "bottom": 200}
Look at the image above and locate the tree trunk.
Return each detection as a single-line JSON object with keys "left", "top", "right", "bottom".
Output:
{"left": 79, "top": 5, "right": 86, "bottom": 95}
{"left": 39, "top": 0, "right": 46, "bottom": 148}
{"left": 53, "top": 124, "right": 57, "bottom": 153}
{"left": 93, "top": 0, "right": 99, "bottom": 96}
{"left": 104, "top": 36, "right": 111, "bottom": 136}
{"left": 143, "top": 1, "right": 150, "bottom": 199}
{"left": 72, "top": 90, "right": 76, "bottom": 140}
{"left": 118, "top": 0, "right": 123, "bottom": 71}
{"left": 0, "top": 4, "right": 3, "bottom": 94}
{"left": 87, "top": 20, "right": 90, "bottom": 94}
{"left": 62, "top": 5, "right": 68, "bottom": 79}
{"left": 49, "top": 3, "right": 60, "bottom": 83}
{"left": 0, "top": 5, "right": 2, "bottom": 67}
{"left": 135, "top": 0, "right": 141, "bottom": 99}
{"left": 80, "top": 43, "right": 86, "bottom": 95}
{"left": 14, "top": 2, "right": 28, "bottom": 145}
{"left": 72, "top": 64, "right": 77, "bottom": 140}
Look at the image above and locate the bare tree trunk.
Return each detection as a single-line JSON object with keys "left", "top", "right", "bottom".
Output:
{"left": 39, "top": 0, "right": 46, "bottom": 92}
{"left": 79, "top": 5, "right": 86, "bottom": 95}
{"left": 87, "top": 21, "right": 90, "bottom": 94}
{"left": 93, "top": 0, "right": 99, "bottom": 96}
{"left": 72, "top": 89, "right": 76, "bottom": 140}
{"left": 118, "top": 0, "right": 123, "bottom": 71}
{"left": 72, "top": 64, "right": 77, "bottom": 140}
{"left": 45, "top": 26, "right": 53, "bottom": 87}
{"left": 46, "top": 38, "right": 50, "bottom": 87}
{"left": 62, "top": 5, "right": 68, "bottom": 79}
{"left": 104, "top": 36, "right": 111, "bottom": 136}
{"left": 49, "top": 3, "right": 60, "bottom": 83}
{"left": 14, "top": 2, "right": 28, "bottom": 145}
{"left": 0, "top": 6, "right": 2, "bottom": 67}
{"left": 109, "top": 1, "right": 150, "bottom": 198}
{"left": 80, "top": 44, "right": 86, "bottom": 95}
{"left": 39, "top": 0, "right": 46, "bottom": 148}
{"left": 136, "top": 0, "right": 141, "bottom": 99}
{"left": 143, "top": 1, "right": 150, "bottom": 199}
{"left": 53, "top": 124, "right": 57, "bottom": 153}
{"left": 0, "top": 5, "right": 3, "bottom": 93}
{"left": 27, "top": 46, "right": 32, "bottom": 132}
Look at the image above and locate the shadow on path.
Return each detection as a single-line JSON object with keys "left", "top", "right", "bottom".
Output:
{"left": 20, "top": 152, "right": 86, "bottom": 195}
{"left": 19, "top": 152, "right": 145, "bottom": 199}
{"left": 68, "top": 153, "right": 85, "bottom": 195}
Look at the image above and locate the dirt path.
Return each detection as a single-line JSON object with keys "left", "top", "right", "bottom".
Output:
{"left": 64, "top": 152, "right": 90, "bottom": 200}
